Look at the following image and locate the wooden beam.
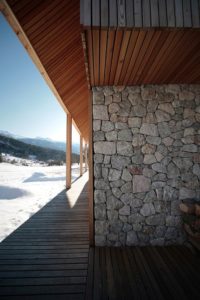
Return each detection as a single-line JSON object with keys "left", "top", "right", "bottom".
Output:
{"left": 80, "top": 135, "right": 83, "bottom": 177}
{"left": 66, "top": 114, "right": 72, "bottom": 190}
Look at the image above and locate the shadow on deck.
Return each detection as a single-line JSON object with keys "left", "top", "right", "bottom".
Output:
{"left": 0, "top": 173, "right": 89, "bottom": 300}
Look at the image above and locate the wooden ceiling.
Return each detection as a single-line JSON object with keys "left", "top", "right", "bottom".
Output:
{"left": 1, "top": 0, "right": 89, "bottom": 142}
{"left": 86, "top": 28, "right": 200, "bottom": 86}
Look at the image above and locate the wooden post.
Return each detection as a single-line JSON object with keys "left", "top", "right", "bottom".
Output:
{"left": 85, "top": 143, "right": 88, "bottom": 172}
{"left": 66, "top": 114, "right": 72, "bottom": 189}
{"left": 80, "top": 135, "right": 83, "bottom": 176}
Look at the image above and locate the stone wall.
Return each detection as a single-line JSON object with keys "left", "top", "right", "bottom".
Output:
{"left": 93, "top": 85, "right": 200, "bottom": 246}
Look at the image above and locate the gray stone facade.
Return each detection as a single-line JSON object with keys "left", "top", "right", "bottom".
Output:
{"left": 93, "top": 85, "right": 200, "bottom": 246}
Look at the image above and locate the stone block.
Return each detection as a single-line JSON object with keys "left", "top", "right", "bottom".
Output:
{"left": 132, "top": 134, "right": 145, "bottom": 147}
{"left": 105, "top": 130, "right": 117, "bottom": 141}
{"left": 94, "top": 141, "right": 116, "bottom": 155}
{"left": 182, "top": 144, "right": 198, "bottom": 152}
{"left": 107, "top": 210, "right": 119, "bottom": 221}
{"left": 107, "top": 195, "right": 123, "bottom": 210}
{"left": 108, "top": 169, "right": 121, "bottom": 181}
{"left": 94, "top": 190, "right": 106, "bottom": 204}
{"left": 95, "top": 235, "right": 106, "bottom": 246}
{"left": 146, "top": 214, "right": 165, "bottom": 226}
{"left": 146, "top": 136, "right": 161, "bottom": 145}
{"left": 120, "top": 168, "right": 132, "bottom": 182}
{"left": 179, "top": 188, "right": 196, "bottom": 199}
{"left": 121, "top": 182, "right": 132, "bottom": 193}
{"left": 152, "top": 163, "right": 167, "bottom": 173}
{"left": 155, "top": 110, "right": 171, "bottom": 122}
{"left": 93, "top": 91, "right": 104, "bottom": 104}
{"left": 117, "top": 141, "right": 134, "bottom": 156}
{"left": 109, "top": 103, "right": 120, "bottom": 113}
{"left": 144, "top": 154, "right": 156, "bottom": 164}
{"left": 95, "top": 221, "right": 109, "bottom": 235}
{"left": 158, "top": 122, "right": 171, "bottom": 138}
{"left": 93, "top": 120, "right": 101, "bottom": 131}
{"left": 93, "top": 105, "right": 109, "bottom": 120}
{"left": 179, "top": 91, "right": 195, "bottom": 101}
{"left": 118, "top": 129, "right": 132, "bottom": 141}
{"left": 140, "top": 203, "right": 155, "bottom": 217}
{"left": 140, "top": 123, "right": 158, "bottom": 136}
{"left": 101, "top": 121, "right": 114, "bottom": 132}
{"left": 141, "top": 86, "right": 156, "bottom": 100}
{"left": 130, "top": 105, "right": 146, "bottom": 117}
{"left": 158, "top": 103, "right": 175, "bottom": 115}
{"left": 128, "top": 117, "right": 142, "bottom": 128}
{"left": 147, "top": 100, "right": 158, "bottom": 112}
{"left": 93, "top": 131, "right": 105, "bottom": 141}
{"left": 126, "top": 231, "right": 138, "bottom": 245}
{"left": 119, "top": 205, "right": 130, "bottom": 216}
{"left": 95, "top": 204, "right": 106, "bottom": 220}
{"left": 133, "top": 175, "right": 151, "bottom": 193}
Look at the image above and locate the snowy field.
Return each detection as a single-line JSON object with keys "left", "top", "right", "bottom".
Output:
{"left": 0, "top": 161, "right": 80, "bottom": 242}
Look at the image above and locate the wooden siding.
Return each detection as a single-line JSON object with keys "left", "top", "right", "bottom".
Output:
{"left": 81, "top": 0, "right": 200, "bottom": 29}
{"left": 86, "top": 29, "right": 200, "bottom": 85}
{"left": 2, "top": 0, "right": 89, "bottom": 142}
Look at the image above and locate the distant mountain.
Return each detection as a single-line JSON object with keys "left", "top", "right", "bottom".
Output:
{"left": 20, "top": 137, "right": 66, "bottom": 152}
{"left": 0, "top": 131, "right": 80, "bottom": 154}
{"left": 0, "top": 130, "right": 23, "bottom": 140}
{"left": 0, "top": 135, "right": 80, "bottom": 163}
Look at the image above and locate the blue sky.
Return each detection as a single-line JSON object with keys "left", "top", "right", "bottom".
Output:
{"left": 0, "top": 14, "right": 79, "bottom": 143}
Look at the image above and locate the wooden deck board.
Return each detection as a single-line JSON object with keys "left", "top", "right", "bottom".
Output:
{"left": 86, "top": 246, "right": 200, "bottom": 300}
{"left": 0, "top": 174, "right": 89, "bottom": 299}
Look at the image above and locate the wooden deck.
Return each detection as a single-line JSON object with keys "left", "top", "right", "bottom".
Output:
{"left": 86, "top": 246, "right": 200, "bottom": 300}
{"left": 0, "top": 173, "right": 89, "bottom": 300}
{"left": 1, "top": 173, "right": 200, "bottom": 300}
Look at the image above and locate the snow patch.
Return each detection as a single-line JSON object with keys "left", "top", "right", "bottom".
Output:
{"left": 0, "top": 160, "right": 81, "bottom": 242}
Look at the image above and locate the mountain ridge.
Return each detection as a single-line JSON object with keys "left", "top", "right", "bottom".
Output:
{"left": 0, "top": 130, "right": 80, "bottom": 154}
{"left": 0, "top": 134, "right": 80, "bottom": 163}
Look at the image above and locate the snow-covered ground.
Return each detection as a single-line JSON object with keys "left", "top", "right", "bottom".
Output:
{"left": 0, "top": 161, "right": 81, "bottom": 242}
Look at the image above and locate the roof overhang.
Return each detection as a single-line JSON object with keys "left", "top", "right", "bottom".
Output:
{"left": 0, "top": 0, "right": 90, "bottom": 142}
{"left": 81, "top": 0, "right": 200, "bottom": 86}
{"left": 1, "top": 0, "right": 200, "bottom": 144}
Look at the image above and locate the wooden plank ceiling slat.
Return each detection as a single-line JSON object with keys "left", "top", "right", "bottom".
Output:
{"left": 86, "top": 30, "right": 94, "bottom": 86}
{"left": 92, "top": 29, "right": 100, "bottom": 85}
{"left": 104, "top": 30, "right": 115, "bottom": 85}
{"left": 114, "top": 30, "right": 131, "bottom": 86}
{"left": 99, "top": 29, "right": 107, "bottom": 85}
{"left": 86, "top": 28, "right": 200, "bottom": 86}
{"left": 118, "top": 30, "right": 139, "bottom": 85}
{"left": 109, "top": 30, "right": 123, "bottom": 85}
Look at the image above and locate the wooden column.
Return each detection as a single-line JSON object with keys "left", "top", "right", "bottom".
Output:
{"left": 80, "top": 135, "right": 83, "bottom": 176}
{"left": 85, "top": 143, "right": 88, "bottom": 172}
{"left": 66, "top": 114, "right": 72, "bottom": 189}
